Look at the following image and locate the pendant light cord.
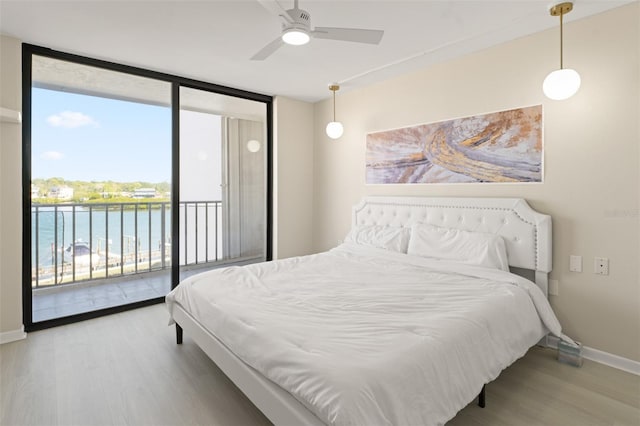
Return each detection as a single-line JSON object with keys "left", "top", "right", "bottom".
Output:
{"left": 332, "top": 89, "right": 336, "bottom": 121}
{"left": 328, "top": 84, "right": 340, "bottom": 122}
{"left": 560, "top": 11, "right": 564, "bottom": 69}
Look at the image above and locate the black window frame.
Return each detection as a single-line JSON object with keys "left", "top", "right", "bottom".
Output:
{"left": 22, "top": 43, "right": 273, "bottom": 331}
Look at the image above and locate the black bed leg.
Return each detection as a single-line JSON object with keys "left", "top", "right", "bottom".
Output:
{"left": 176, "top": 324, "right": 183, "bottom": 344}
{"left": 478, "top": 384, "right": 486, "bottom": 408}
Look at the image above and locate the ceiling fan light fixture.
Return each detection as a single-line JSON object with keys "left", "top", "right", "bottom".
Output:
{"left": 282, "top": 28, "right": 310, "bottom": 45}
{"left": 251, "top": 0, "right": 384, "bottom": 60}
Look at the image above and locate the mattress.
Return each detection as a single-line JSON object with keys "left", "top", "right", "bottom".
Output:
{"left": 166, "top": 243, "right": 564, "bottom": 426}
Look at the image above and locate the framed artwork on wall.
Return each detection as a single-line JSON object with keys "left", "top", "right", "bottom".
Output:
{"left": 366, "top": 105, "right": 543, "bottom": 184}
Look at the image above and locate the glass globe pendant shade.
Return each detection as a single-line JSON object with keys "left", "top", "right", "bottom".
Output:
{"left": 543, "top": 68, "right": 581, "bottom": 100}
{"left": 326, "top": 121, "right": 344, "bottom": 139}
{"left": 282, "top": 29, "right": 310, "bottom": 46}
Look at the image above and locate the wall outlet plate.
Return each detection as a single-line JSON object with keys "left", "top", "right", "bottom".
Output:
{"left": 594, "top": 257, "right": 609, "bottom": 275}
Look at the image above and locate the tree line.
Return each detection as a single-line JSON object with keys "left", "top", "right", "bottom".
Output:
{"left": 32, "top": 178, "right": 171, "bottom": 204}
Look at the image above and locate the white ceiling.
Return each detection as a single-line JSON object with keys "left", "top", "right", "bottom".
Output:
{"left": 0, "top": 0, "right": 632, "bottom": 103}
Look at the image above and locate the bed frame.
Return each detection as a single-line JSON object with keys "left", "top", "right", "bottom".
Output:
{"left": 172, "top": 196, "right": 552, "bottom": 425}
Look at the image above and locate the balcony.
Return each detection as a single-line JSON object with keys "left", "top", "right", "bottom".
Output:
{"left": 31, "top": 200, "right": 250, "bottom": 322}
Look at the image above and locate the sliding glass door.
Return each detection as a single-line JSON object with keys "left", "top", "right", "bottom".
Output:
{"left": 178, "top": 87, "right": 268, "bottom": 280}
{"left": 23, "top": 45, "right": 272, "bottom": 330}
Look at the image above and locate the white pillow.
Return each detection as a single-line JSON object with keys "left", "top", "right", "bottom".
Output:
{"left": 344, "top": 225, "right": 411, "bottom": 253}
{"left": 407, "top": 223, "right": 509, "bottom": 271}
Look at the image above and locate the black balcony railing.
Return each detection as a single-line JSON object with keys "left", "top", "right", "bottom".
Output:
{"left": 31, "top": 200, "right": 222, "bottom": 288}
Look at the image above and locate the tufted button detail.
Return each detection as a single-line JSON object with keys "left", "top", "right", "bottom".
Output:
{"left": 458, "top": 216, "right": 464, "bottom": 222}
{"left": 502, "top": 219, "right": 508, "bottom": 224}
{"left": 514, "top": 236, "right": 520, "bottom": 242}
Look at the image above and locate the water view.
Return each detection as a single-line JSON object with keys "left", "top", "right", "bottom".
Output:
{"left": 31, "top": 200, "right": 223, "bottom": 287}
{"left": 32, "top": 203, "right": 170, "bottom": 285}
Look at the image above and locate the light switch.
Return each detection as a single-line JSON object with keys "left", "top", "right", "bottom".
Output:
{"left": 569, "top": 255, "right": 582, "bottom": 272}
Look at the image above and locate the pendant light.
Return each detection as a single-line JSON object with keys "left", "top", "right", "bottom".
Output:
{"left": 326, "top": 84, "right": 344, "bottom": 139}
{"left": 543, "top": 2, "right": 581, "bottom": 100}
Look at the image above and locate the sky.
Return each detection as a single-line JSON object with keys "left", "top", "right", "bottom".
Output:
{"left": 32, "top": 87, "right": 172, "bottom": 183}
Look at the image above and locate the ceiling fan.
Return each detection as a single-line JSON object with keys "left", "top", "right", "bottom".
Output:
{"left": 252, "top": 0, "right": 384, "bottom": 60}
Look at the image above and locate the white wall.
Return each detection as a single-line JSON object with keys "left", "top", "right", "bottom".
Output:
{"left": 0, "top": 35, "right": 24, "bottom": 339}
{"left": 179, "top": 111, "right": 222, "bottom": 201}
{"left": 312, "top": 4, "right": 639, "bottom": 362}
{"left": 273, "top": 96, "right": 315, "bottom": 259}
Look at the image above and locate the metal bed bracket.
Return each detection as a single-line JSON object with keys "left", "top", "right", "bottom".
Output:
{"left": 478, "top": 384, "right": 486, "bottom": 408}
{"left": 176, "top": 324, "right": 183, "bottom": 344}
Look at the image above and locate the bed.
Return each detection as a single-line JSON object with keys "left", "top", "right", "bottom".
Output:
{"left": 166, "top": 196, "right": 567, "bottom": 426}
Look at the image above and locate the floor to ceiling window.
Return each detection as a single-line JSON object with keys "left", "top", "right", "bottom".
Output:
{"left": 23, "top": 45, "right": 272, "bottom": 330}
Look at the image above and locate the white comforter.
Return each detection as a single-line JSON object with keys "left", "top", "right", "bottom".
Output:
{"left": 166, "top": 243, "right": 565, "bottom": 426}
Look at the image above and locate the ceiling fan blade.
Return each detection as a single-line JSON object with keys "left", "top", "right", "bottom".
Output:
{"left": 312, "top": 27, "right": 384, "bottom": 45}
{"left": 251, "top": 36, "right": 284, "bottom": 60}
{"left": 255, "top": 0, "right": 294, "bottom": 24}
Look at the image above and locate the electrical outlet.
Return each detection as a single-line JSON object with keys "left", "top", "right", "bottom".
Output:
{"left": 594, "top": 257, "right": 609, "bottom": 275}
{"left": 549, "top": 279, "right": 559, "bottom": 296}
{"left": 569, "top": 255, "right": 582, "bottom": 272}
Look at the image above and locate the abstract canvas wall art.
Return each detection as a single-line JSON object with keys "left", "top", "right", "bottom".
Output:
{"left": 366, "top": 105, "right": 543, "bottom": 184}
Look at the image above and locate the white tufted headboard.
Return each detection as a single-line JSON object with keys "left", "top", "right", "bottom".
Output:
{"left": 352, "top": 196, "right": 552, "bottom": 297}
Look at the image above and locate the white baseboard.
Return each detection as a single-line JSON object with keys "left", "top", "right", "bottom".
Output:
{"left": 0, "top": 326, "right": 27, "bottom": 344}
{"left": 547, "top": 335, "right": 640, "bottom": 376}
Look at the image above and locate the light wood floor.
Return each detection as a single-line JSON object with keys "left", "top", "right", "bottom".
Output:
{"left": 1, "top": 304, "right": 638, "bottom": 426}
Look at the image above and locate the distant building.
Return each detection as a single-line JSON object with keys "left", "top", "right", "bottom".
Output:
{"left": 47, "top": 186, "right": 73, "bottom": 200}
{"left": 133, "top": 188, "right": 156, "bottom": 198}
{"left": 31, "top": 185, "right": 40, "bottom": 199}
